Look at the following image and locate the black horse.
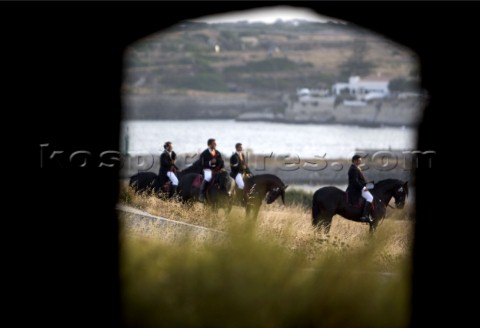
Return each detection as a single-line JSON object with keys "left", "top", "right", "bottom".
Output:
{"left": 243, "top": 174, "right": 288, "bottom": 220}
{"left": 128, "top": 159, "right": 202, "bottom": 197}
{"left": 312, "top": 179, "right": 409, "bottom": 233}
{"left": 178, "top": 170, "right": 236, "bottom": 215}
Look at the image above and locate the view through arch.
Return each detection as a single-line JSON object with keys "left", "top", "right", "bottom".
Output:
{"left": 118, "top": 6, "right": 426, "bottom": 327}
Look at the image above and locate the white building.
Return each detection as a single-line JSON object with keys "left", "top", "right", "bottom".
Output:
{"left": 332, "top": 76, "right": 390, "bottom": 99}
{"left": 296, "top": 88, "right": 330, "bottom": 102}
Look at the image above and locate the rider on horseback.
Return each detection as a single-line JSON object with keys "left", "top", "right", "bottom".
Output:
{"left": 346, "top": 154, "right": 373, "bottom": 222}
{"left": 230, "top": 142, "right": 251, "bottom": 205}
{"left": 159, "top": 141, "right": 179, "bottom": 198}
{"left": 230, "top": 142, "right": 251, "bottom": 190}
{"left": 198, "top": 138, "right": 224, "bottom": 203}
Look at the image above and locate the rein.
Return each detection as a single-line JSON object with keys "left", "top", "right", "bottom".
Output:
{"left": 373, "top": 199, "right": 388, "bottom": 227}
{"left": 376, "top": 185, "right": 398, "bottom": 210}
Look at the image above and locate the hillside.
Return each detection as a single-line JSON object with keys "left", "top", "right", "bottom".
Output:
{"left": 122, "top": 20, "right": 419, "bottom": 120}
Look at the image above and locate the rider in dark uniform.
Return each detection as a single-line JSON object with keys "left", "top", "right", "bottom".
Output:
{"left": 230, "top": 142, "right": 251, "bottom": 190}
{"left": 158, "top": 141, "right": 179, "bottom": 198}
{"left": 346, "top": 154, "right": 373, "bottom": 222}
{"left": 198, "top": 138, "right": 224, "bottom": 203}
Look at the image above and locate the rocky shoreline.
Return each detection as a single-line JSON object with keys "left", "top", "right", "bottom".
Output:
{"left": 122, "top": 93, "right": 425, "bottom": 128}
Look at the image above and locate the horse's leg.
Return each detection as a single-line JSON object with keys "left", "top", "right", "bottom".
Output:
{"left": 245, "top": 202, "right": 260, "bottom": 221}
{"left": 313, "top": 214, "right": 333, "bottom": 239}
{"left": 222, "top": 194, "right": 232, "bottom": 217}
{"left": 245, "top": 202, "right": 253, "bottom": 219}
{"left": 182, "top": 199, "right": 194, "bottom": 209}
{"left": 252, "top": 204, "right": 261, "bottom": 221}
{"left": 216, "top": 197, "right": 228, "bottom": 218}
{"left": 312, "top": 203, "right": 332, "bottom": 234}
{"left": 318, "top": 215, "right": 332, "bottom": 234}
{"left": 235, "top": 188, "right": 243, "bottom": 206}
{"left": 225, "top": 200, "right": 233, "bottom": 217}
{"left": 207, "top": 202, "right": 218, "bottom": 223}
{"left": 369, "top": 219, "right": 379, "bottom": 234}
{"left": 312, "top": 203, "right": 322, "bottom": 227}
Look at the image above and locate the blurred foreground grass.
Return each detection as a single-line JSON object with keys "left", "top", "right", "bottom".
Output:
{"left": 119, "top": 182, "right": 413, "bottom": 327}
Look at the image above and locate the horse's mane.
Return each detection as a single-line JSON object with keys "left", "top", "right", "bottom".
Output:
{"left": 253, "top": 174, "right": 285, "bottom": 186}
{"left": 375, "top": 179, "right": 402, "bottom": 187}
{"left": 178, "top": 160, "right": 202, "bottom": 176}
{"left": 375, "top": 179, "right": 408, "bottom": 197}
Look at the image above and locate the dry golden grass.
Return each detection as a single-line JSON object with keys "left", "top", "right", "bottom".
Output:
{"left": 118, "top": 181, "right": 414, "bottom": 272}
{"left": 119, "top": 180, "right": 414, "bottom": 327}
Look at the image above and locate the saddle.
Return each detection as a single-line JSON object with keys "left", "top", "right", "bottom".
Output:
{"left": 192, "top": 170, "right": 223, "bottom": 190}
{"left": 192, "top": 175, "right": 202, "bottom": 189}
{"left": 346, "top": 182, "right": 375, "bottom": 208}
{"left": 345, "top": 194, "right": 374, "bottom": 212}
{"left": 346, "top": 193, "right": 362, "bottom": 208}
{"left": 160, "top": 181, "right": 171, "bottom": 193}
{"left": 157, "top": 176, "right": 171, "bottom": 193}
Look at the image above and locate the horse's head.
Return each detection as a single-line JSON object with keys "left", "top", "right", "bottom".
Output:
{"left": 266, "top": 184, "right": 288, "bottom": 204}
{"left": 392, "top": 181, "right": 409, "bottom": 209}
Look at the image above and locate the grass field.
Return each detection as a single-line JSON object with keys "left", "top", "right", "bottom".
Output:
{"left": 118, "top": 182, "right": 414, "bottom": 327}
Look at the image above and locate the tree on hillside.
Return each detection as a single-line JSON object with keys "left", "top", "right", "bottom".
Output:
{"left": 219, "top": 30, "right": 241, "bottom": 51}
{"left": 338, "top": 39, "right": 375, "bottom": 81}
{"left": 388, "top": 77, "right": 420, "bottom": 93}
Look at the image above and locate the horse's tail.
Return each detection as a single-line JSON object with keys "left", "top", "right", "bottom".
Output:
{"left": 280, "top": 184, "right": 288, "bottom": 205}
{"left": 129, "top": 172, "right": 158, "bottom": 194}
{"left": 128, "top": 174, "right": 136, "bottom": 187}
{"left": 129, "top": 173, "right": 142, "bottom": 190}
